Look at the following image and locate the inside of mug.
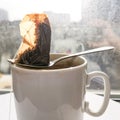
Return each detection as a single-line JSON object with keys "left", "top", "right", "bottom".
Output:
{"left": 49, "top": 54, "right": 85, "bottom": 69}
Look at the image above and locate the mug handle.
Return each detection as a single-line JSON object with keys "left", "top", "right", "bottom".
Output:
{"left": 85, "top": 71, "right": 110, "bottom": 117}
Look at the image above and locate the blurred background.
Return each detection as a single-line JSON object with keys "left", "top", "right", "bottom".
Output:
{"left": 0, "top": 0, "right": 120, "bottom": 98}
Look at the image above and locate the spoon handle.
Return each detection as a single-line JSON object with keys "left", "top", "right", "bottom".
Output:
{"left": 53, "top": 46, "right": 114, "bottom": 64}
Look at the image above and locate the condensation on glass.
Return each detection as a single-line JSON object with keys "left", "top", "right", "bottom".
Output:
{"left": 0, "top": 0, "right": 120, "bottom": 90}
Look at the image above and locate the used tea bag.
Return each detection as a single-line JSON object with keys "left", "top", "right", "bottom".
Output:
{"left": 15, "top": 14, "right": 51, "bottom": 66}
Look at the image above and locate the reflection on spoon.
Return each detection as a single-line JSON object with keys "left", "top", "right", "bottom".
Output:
{"left": 8, "top": 46, "right": 114, "bottom": 69}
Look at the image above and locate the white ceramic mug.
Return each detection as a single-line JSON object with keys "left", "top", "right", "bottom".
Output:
{"left": 11, "top": 54, "right": 110, "bottom": 120}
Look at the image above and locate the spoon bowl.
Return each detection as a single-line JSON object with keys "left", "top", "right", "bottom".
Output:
{"left": 8, "top": 46, "right": 114, "bottom": 69}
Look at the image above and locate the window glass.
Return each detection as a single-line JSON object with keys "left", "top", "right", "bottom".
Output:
{"left": 0, "top": 0, "right": 120, "bottom": 91}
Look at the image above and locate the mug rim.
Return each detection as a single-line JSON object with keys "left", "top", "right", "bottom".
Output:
{"left": 11, "top": 55, "right": 87, "bottom": 72}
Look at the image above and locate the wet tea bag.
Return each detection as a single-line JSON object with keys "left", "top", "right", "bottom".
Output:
{"left": 15, "top": 14, "right": 51, "bottom": 66}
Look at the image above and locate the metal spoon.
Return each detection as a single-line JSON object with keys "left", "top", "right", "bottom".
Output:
{"left": 8, "top": 46, "right": 114, "bottom": 68}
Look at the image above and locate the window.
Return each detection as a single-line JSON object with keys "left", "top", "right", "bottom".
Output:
{"left": 0, "top": 0, "right": 120, "bottom": 99}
